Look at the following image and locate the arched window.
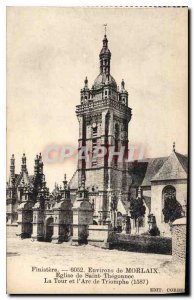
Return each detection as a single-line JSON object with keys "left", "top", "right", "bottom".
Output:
{"left": 162, "top": 185, "right": 176, "bottom": 223}
{"left": 162, "top": 185, "right": 176, "bottom": 202}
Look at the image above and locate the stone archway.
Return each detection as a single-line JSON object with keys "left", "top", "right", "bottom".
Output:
{"left": 45, "top": 217, "right": 54, "bottom": 242}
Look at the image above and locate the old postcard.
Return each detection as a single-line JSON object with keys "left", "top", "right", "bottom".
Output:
{"left": 6, "top": 6, "right": 188, "bottom": 294}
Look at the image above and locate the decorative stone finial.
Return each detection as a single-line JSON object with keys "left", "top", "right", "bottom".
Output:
{"left": 21, "top": 153, "right": 27, "bottom": 172}
{"left": 103, "top": 24, "right": 107, "bottom": 35}
{"left": 84, "top": 76, "right": 88, "bottom": 88}
{"left": 173, "top": 142, "right": 176, "bottom": 152}
{"left": 121, "top": 79, "right": 125, "bottom": 90}
{"left": 39, "top": 152, "right": 42, "bottom": 162}
{"left": 11, "top": 154, "right": 15, "bottom": 165}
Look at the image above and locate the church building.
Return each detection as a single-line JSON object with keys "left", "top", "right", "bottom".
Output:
{"left": 6, "top": 32, "right": 188, "bottom": 239}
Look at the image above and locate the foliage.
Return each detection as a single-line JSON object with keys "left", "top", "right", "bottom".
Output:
{"left": 141, "top": 226, "right": 160, "bottom": 237}
{"left": 149, "top": 226, "right": 160, "bottom": 236}
{"left": 130, "top": 197, "right": 146, "bottom": 221}
{"left": 162, "top": 195, "right": 183, "bottom": 223}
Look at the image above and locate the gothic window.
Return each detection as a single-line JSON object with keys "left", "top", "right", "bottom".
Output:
{"left": 105, "top": 90, "right": 108, "bottom": 95}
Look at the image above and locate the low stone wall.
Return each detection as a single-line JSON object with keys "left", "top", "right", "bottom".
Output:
{"left": 172, "top": 217, "right": 186, "bottom": 264}
{"left": 88, "top": 224, "right": 112, "bottom": 249}
{"left": 110, "top": 233, "right": 172, "bottom": 255}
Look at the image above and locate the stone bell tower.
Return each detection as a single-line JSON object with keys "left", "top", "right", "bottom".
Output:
{"left": 76, "top": 32, "right": 132, "bottom": 224}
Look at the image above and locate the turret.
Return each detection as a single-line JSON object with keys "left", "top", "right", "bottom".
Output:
{"left": 76, "top": 174, "right": 88, "bottom": 201}
{"left": 99, "top": 35, "right": 111, "bottom": 75}
{"left": 119, "top": 79, "right": 128, "bottom": 106}
{"left": 34, "top": 154, "right": 39, "bottom": 175}
{"left": 80, "top": 76, "right": 90, "bottom": 104}
{"left": 63, "top": 174, "right": 70, "bottom": 200}
{"left": 21, "top": 153, "right": 27, "bottom": 172}
{"left": 10, "top": 154, "right": 15, "bottom": 185}
{"left": 39, "top": 152, "right": 44, "bottom": 175}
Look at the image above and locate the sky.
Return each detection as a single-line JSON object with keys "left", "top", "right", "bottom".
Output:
{"left": 7, "top": 7, "right": 188, "bottom": 189}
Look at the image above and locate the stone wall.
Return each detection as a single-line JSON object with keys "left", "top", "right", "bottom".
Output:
{"left": 88, "top": 224, "right": 112, "bottom": 248}
{"left": 110, "top": 233, "right": 172, "bottom": 255}
{"left": 85, "top": 168, "right": 104, "bottom": 190}
{"left": 172, "top": 217, "right": 186, "bottom": 264}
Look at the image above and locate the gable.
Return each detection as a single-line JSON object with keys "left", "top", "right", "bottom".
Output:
{"left": 15, "top": 171, "right": 34, "bottom": 188}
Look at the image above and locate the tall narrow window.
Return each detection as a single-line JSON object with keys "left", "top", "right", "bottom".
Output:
{"left": 92, "top": 138, "right": 97, "bottom": 166}
{"left": 114, "top": 123, "right": 119, "bottom": 167}
{"left": 92, "top": 124, "right": 98, "bottom": 166}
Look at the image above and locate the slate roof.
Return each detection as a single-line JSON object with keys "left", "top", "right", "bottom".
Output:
{"left": 68, "top": 152, "right": 188, "bottom": 192}
{"left": 141, "top": 157, "right": 168, "bottom": 187}
{"left": 128, "top": 157, "right": 168, "bottom": 187}
{"left": 151, "top": 151, "right": 188, "bottom": 182}
{"left": 175, "top": 152, "right": 188, "bottom": 173}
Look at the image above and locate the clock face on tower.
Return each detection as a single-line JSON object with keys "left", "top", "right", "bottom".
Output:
{"left": 92, "top": 122, "right": 97, "bottom": 129}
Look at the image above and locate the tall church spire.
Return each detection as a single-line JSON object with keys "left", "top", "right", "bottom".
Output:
{"left": 99, "top": 31, "right": 111, "bottom": 75}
